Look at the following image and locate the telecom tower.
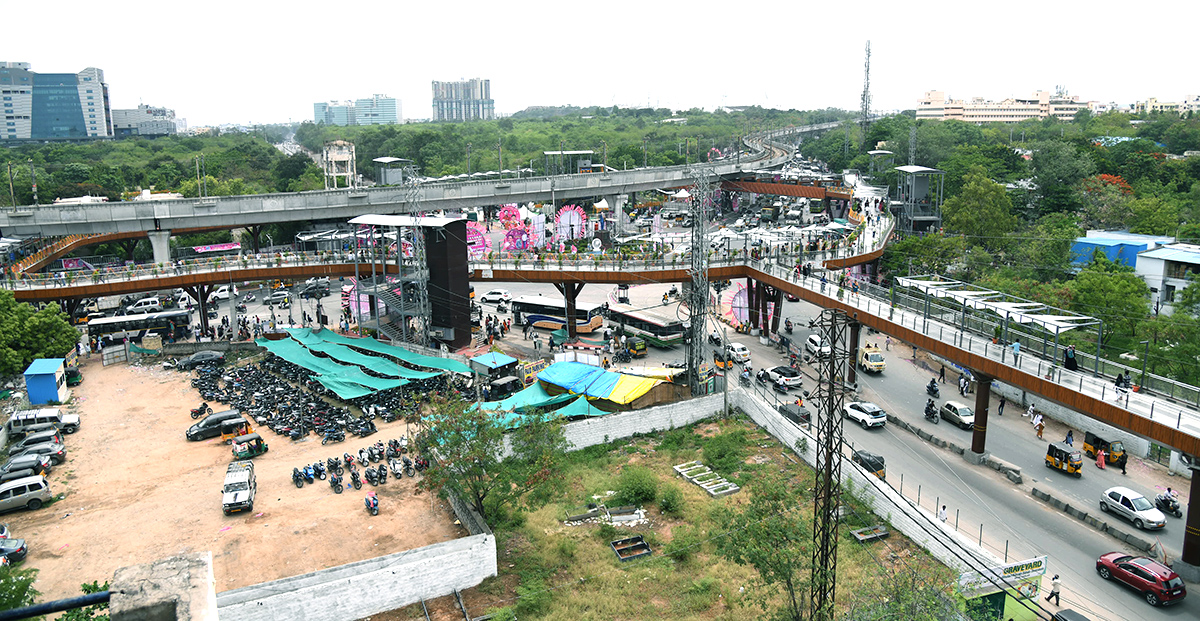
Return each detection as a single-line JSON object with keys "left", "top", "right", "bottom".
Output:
{"left": 809, "top": 308, "right": 856, "bottom": 621}
{"left": 860, "top": 41, "right": 872, "bottom": 134}
{"left": 685, "top": 164, "right": 714, "bottom": 395}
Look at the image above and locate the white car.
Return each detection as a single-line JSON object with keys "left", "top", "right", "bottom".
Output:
{"left": 1100, "top": 486, "right": 1166, "bottom": 531}
{"left": 939, "top": 401, "right": 976, "bottom": 430}
{"left": 207, "top": 284, "right": 237, "bottom": 304}
{"left": 766, "top": 365, "right": 802, "bottom": 387}
{"left": 266, "top": 291, "right": 290, "bottom": 305}
{"left": 805, "top": 334, "right": 831, "bottom": 358}
{"left": 480, "top": 289, "right": 511, "bottom": 303}
{"left": 726, "top": 342, "right": 751, "bottom": 364}
{"left": 843, "top": 402, "right": 887, "bottom": 429}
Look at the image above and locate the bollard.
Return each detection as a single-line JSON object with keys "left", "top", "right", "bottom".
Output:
{"left": 899, "top": 473, "right": 904, "bottom": 496}
{"left": 917, "top": 484, "right": 921, "bottom": 506}
{"left": 979, "top": 524, "right": 984, "bottom": 547}
{"left": 955, "top": 509, "right": 960, "bottom": 531}
{"left": 1004, "top": 540, "right": 1009, "bottom": 562}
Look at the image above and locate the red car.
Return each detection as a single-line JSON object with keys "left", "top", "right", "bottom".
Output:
{"left": 1096, "top": 552, "right": 1187, "bottom": 606}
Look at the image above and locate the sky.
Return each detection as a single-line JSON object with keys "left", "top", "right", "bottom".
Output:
{"left": 4, "top": 0, "right": 1195, "bottom": 127}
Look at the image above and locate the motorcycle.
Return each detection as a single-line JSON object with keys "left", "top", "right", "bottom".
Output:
{"left": 292, "top": 467, "right": 305, "bottom": 488}
{"left": 402, "top": 456, "right": 417, "bottom": 478}
{"left": 708, "top": 332, "right": 722, "bottom": 346}
{"left": 190, "top": 402, "right": 213, "bottom": 419}
{"left": 358, "top": 448, "right": 371, "bottom": 466}
{"left": 326, "top": 456, "right": 343, "bottom": 475}
{"left": 364, "top": 467, "right": 379, "bottom": 486}
{"left": 301, "top": 464, "right": 315, "bottom": 484}
{"left": 364, "top": 491, "right": 379, "bottom": 516}
{"left": 413, "top": 456, "right": 429, "bottom": 472}
{"left": 773, "top": 381, "right": 789, "bottom": 394}
{"left": 390, "top": 458, "right": 404, "bottom": 479}
{"left": 924, "top": 400, "right": 939, "bottom": 424}
{"left": 330, "top": 472, "right": 343, "bottom": 493}
{"left": 496, "top": 301, "right": 509, "bottom": 313}
{"left": 784, "top": 320, "right": 793, "bottom": 335}
{"left": 321, "top": 429, "right": 345, "bottom": 445}
{"left": 312, "top": 461, "right": 327, "bottom": 480}
{"left": 349, "top": 468, "right": 363, "bottom": 490}
{"left": 739, "top": 373, "right": 751, "bottom": 387}
{"left": 1156, "top": 491, "right": 1184, "bottom": 518}
{"left": 242, "top": 292, "right": 255, "bottom": 303}
{"left": 926, "top": 381, "right": 940, "bottom": 399}
{"left": 376, "top": 463, "right": 388, "bottom": 484}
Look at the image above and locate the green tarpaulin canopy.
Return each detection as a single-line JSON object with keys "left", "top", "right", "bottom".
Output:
{"left": 255, "top": 338, "right": 406, "bottom": 399}
{"left": 287, "top": 330, "right": 439, "bottom": 380}
{"left": 295, "top": 328, "right": 472, "bottom": 374}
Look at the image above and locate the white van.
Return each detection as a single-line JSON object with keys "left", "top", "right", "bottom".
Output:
{"left": 0, "top": 475, "right": 53, "bottom": 513}
{"left": 126, "top": 297, "right": 162, "bottom": 314}
{"left": 207, "top": 285, "right": 237, "bottom": 304}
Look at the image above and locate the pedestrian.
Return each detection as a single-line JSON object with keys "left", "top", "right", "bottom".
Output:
{"left": 1025, "top": 403, "right": 1034, "bottom": 418}
{"left": 958, "top": 374, "right": 967, "bottom": 396}
{"left": 1036, "top": 419, "right": 1045, "bottom": 439}
{"left": 996, "top": 399, "right": 1005, "bottom": 416}
{"left": 938, "top": 505, "right": 947, "bottom": 523}
{"left": 1032, "top": 412, "right": 1043, "bottom": 429}
{"left": 1117, "top": 451, "right": 1128, "bottom": 475}
{"left": 938, "top": 365, "right": 945, "bottom": 383}
{"left": 1045, "top": 574, "right": 1061, "bottom": 606}
{"left": 1065, "top": 429, "right": 1073, "bottom": 446}
{"left": 886, "top": 336, "right": 892, "bottom": 351}
{"left": 1096, "top": 448, "right": 1106, "bottom": 469}
{"left": 1011, "top": 339, "right": 1020, "bottom": 366}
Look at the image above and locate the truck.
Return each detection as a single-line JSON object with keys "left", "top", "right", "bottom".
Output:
{"left": 221, "top": 461, "right": 256, "bottom": 515}
{"left": 858, "top": 346, "right": 886, "bottom": 373}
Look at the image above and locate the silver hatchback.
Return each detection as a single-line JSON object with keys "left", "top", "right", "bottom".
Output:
{"left": 1099, "top": 486, "right": 1166, "bottom": 530}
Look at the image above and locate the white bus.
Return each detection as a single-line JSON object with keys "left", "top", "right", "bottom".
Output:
{"left": 511, "top": 295, "right": 604, "bottom": 334}
{"left": 86, "top": 310, "right": 192, "bottom": 347}
{"left": 607, "top": 302, "right": 685, "bottom": 348}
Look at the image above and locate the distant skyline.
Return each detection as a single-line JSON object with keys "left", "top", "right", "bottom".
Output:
{"left": 5, "top": 0, "right": 1195, "bottom": 126}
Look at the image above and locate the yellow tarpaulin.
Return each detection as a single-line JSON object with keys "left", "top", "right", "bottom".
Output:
{"left": 606, "top": 374, "right": 662, "bottom": 405}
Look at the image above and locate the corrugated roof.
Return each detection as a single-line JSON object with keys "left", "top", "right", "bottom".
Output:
{"left": 24, "top": 358, "right": 64, "bottom": 375}
{"left": 895, "top": 165, "right": 943, "bottom": 174}
{"left": 1140, "top": 245, "right": 1200, "bottom": 263}
{"left": 349, "top": 214, "right": 464, "bottom": 227}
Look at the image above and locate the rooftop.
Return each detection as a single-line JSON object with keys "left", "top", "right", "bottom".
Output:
{"left": 1140, "top": 243, "right": 1200, "bottom": 263}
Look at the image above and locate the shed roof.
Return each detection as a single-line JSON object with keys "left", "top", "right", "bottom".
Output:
{"left": 24, "top": 358, "right": 64, "bottom": 375}
{"left": 1139, "top": 244, "right": 1200, "bottom": 264}
{"left": 895, "top": 165, "right": 943, "bottom": 174}
{"left": 471, "top": 352, "right": 518, "bottom": 369}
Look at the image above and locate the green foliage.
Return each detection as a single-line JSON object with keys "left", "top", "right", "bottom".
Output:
{"left": 612, "top": 466, "right": 658, "bottom": 506}
{"left": 663, "top": 524, "right": 703, "bottom": 564}
{"left": 658, "top": 483, "right": 684, "bottom": 517}
{"left": 702, "top": 428, "right": 749, "bottom": 474}
{"left": 1069, "top": 253, "right": 1150, "bottom": 336}
{"left": 596, "top": 523, "right": 620, "bottom": 542}
{"left": 58, "top": 581, "right": 110, "bottom": 620}
{"left": 0, "top": 290, "right": 79, "bottom": 376}
{"left": 657, "top": 426, "right": 698, "bottom": 452}
{"left": 1129, "top": 196, "right": 1179, "bottom": 235}
{"left": 940, "top": 165, "right": 1016, "bottom": 253}
{"left": 0, "top": 565, "right": 39, "bottom": 612}
{"left": 1029, "top": 140, "right": 1095, "bottom": 215}
{"left": 515, "top": 577, "right": 552, "bottom": 617}
{"left": 880, "top": 232, "right": 966, "bottom": 278}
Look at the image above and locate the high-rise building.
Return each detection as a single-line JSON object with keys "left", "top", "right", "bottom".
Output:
{"left": 314, "top": 95, "right": 399, "bottom": 126}
{"left": 916, "top": 89, "right": 1089, "bottom": 124}
{"left": 1, "top": 62, "right": 112, "bottom": 140}
{"left": 431, "top": 78, "right": 494, "bottom": 122}
{"left": 111, "top": 104, "right": 179, "bottom": 137}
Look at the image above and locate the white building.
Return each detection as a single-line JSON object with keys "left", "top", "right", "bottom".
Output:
{"left": 917, "top": 89, "right": 1090, "bottom": 124}
{"left": 111, "top": 104, "right": 179, "bottom": 136}
{"left": 1, "top": 62, "right": 111, "bottom": 140}
{"left": 1135, "top": 244, "right": 1200, "bottom": 315}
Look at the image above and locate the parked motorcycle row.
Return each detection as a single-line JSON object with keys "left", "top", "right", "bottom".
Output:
{"left": 291, "top": 439, "right": 430, "bottom": 496}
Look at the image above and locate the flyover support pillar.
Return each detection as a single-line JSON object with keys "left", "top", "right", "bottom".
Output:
{"left": 1177, "top": 464, "right": 1200, "bottom": 580}
{"left": 969, "top": 374, "right": 993, "bottom": 457}
{"left": 747, "top": 278, "right": 758, "bottom": 331}
{"left": 847, "top": 319, "right": 861, "bottom": 386}
{"left": 554, "top": 283, "right": 584, "bottom": 341}
{"left": 148, "top": 230, "right": 172, "bottom": 265}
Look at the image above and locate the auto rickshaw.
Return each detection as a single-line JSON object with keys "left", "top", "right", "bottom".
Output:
{"left": 713, "top": 349, "right": 733, "bottom": 371}
{"left": 220, "top": 417, "right": 254, "bottom": 445}
{"left": 851, "top": 450, "right": 886, "bottom": 480}
{"left": 1082, "top": 431, "right": 1124, "bottom": 465}
{"left": 1045, "top": 442, "right": 1083, "bottom": 478}
{"left": 627, "top": 336, "right": 648, "bottom": 359}
{"left": 231, "top": 433, "right": 268, "bottom": 459}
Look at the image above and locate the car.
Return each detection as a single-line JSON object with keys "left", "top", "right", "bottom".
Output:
{"left": 726, "top": 342, "right": 751, "bottom": 364}
{"left": 858, "top": 346, "right": 886, "bottom": 373}
{"left": 1099, "top": 487, "right": 1166, "bottom": 531}
{"left": 207, "top": 284, "right": 237, "bottom": 304}
{"left": 0, "top": 538, "right": 26, "bottom": 563}
{"left": 0, "top": 455, "right": 51, "bottom": 478}
{"left": 266, "top": 291, "right": 291, "bottom": 305}
{"left": 11, "top": 443, "right": 66, "bottom": 465}
{"left": 939, "top": 401, "right": 975, "bottom": 430}
{"left": 306, "top": 277, "right": 330, "bottom": 288}
{"left": 175, "top": 350, "right": 226, "bottom": 371}
{"left": 480, "top": 289, "right": 512, "bottom": 303}
{"left": 1096, "top": 552, "right": 1186, "bottom": 606}
{"left": 766, "top": 365, "right": 802, "bottom": 387}
{"left": 7, "top": 430, "right": 64, "bottom": 457}
{"left": 843, "top": 402, "right": 887, "bottom": 429}
{"left": 784, "top": 293, "right": 799, "bottom": 302}
{"left": 0, "top": 523, "right": 9, "bottom": 539}
{"left": 299, "top": 283, "right": 329, "bottom": 299}
{"left": 805, "top": 334, "right": 831, "bottom": 359}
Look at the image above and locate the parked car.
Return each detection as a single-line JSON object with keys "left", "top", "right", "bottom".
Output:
{"left": 480, "top": 289, "right": 512, "bottom": 303}
{"left": 0, "top": 455, "right": 51, "bottom": 478}
{"left": 843, "top": 402, "right": 887, "bottom": 429}
{"left": 805, "top": 334, "right": 831, "bottom": 358}
{"left": 7, "top": 409, "right": 79, "bottom": 438}
{"left": 766, "top": 365, "right": 802, "bottom": 387}
{"left": 7, "top": 429, "right": 64, "bottom": 457}
{"left": 173, "top": 350, "right": 225, "bottom": 371}
{"left": 0, "top": 538, "right": 26, "bottom": 563}
{"left": 12, "top": 443, "right": 66, "bottom": 466}
{"left": 0, "top": 476, "right": 52, "bottom": 513}
{"left": 1099, "top": 486, "right": 1166, "bottom": 531}
{"left": 186, "top": 410, "right": 244, "bottom": 442}
{"left": 299, "top": 283, "right": 329, "bottom": 299}
{"left": 1096, "top": 552, "right": 1187, "bottom": 606}
{"left": 939, "top": 401, "right": 976, "bottom": 430}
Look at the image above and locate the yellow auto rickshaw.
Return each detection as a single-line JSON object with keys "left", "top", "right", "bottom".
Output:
{"left": 852, "top": 450, "right": 886, "bottom": 480}
{"left": 713, "top": 349, "right": 733, "bottom": 371}
{"left": 1045, "top": 442, "right": 1083, "bottom": 478}
{"left": 627, "top": 336, "right": 648, "bottom": 359}
{"left": 1083, "top": 432, "right": 1124, "bottom": 465}
{"left": 220, "top": 417, "right": 254, "bottom": 445}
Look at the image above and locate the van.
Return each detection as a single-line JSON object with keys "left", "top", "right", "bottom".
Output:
{"left": 126, "top": 297, "right": 162, "bottom": 314}
{"left": 7, "top": 409, "right": 80, "bottom": 438}
{"left": 186, "top": 410, "right": 243, "bottom": 441}
{"left": 222, "top": 461, "right": 256, "bottom": 515}
{"left": 0, "top": 476, "right": 53, "bottom": 513}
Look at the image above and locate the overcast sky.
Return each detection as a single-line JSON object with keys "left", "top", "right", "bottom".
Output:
{"left": 5, "top": 1, "right": 1194, "bottom": 126}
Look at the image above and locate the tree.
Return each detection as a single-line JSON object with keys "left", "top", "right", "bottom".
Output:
{"left": 940, "top": 166, "right": 1016, "bottom": 252}
{"left": 880, "top": 233, "right": 966, "bottom": 278}
{"left": 1174, "top": 273, "right": 1200, "bottom": 316}
{"left": 0, "top": 290, "right": 79, "bottom": 377}
{"left": 417, "top": 398, "right": 568, "bottom": 521}
{"left": 1068, "top": 253, "right": 1149, "bottom": 336}
{"left": 0, "top": 565, "right": 39, "bottom": 612}
{"left": 1024, "top": 212, "right": 1082, "bottom": 280}
{"left": 58, "top": 581, "right": 109, "bottom": 620}
{"left": 1078, "top": 174, "right": 1134, "bottom": 230}
{"left": 1029, "top": 140, "right": 1095, "bottom": 215}
{"left": 713, "top": 475, "right": 811, "bottom": 621}
{"left": 1128, "top": 196, "right": 1179, "bottom": 235}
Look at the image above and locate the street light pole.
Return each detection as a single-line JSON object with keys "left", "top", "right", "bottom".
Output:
{"left": 1140, "top": 340, "right": 1150, "bottom": 388}
{"left": 466, "top": 143, "right": 472, "bottom": 176}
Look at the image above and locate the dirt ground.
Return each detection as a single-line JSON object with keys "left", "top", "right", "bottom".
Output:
{"left": 5, "top": 356, "right": 465, "bottom": 601}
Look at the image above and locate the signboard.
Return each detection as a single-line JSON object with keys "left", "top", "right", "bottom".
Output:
{"left": 958, "top": 556, "right": 1047, "bottom": 598}
{"left": 523, "top": 359, "right": 548, "bottom": 384}
{"left": 193, "top": 242, "right": 242, "bottom": 253}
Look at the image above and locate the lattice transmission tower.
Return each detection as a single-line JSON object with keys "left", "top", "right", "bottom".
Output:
{"left": 809, "top": 308, "right": 856, "bottom": 621}
{"left": 402, "top": 167, "right": 432, "bottom": 347}
{"left": 860, "top": 40, "right": 872, "bottom": 134}
{"left": 685, "top": 164, "right": 715, "bottom": 395}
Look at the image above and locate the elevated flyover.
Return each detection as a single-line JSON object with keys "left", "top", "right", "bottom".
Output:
{"left": 0, "top": 123, "right": 841, "bottom": 239}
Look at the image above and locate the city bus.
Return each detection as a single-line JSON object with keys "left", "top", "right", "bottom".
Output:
{"left": 511, "top": 295, "right": 605, "bottom": 334}
{"left": 86, "top": 310, "right": 192, "bottom": 347}
{"left": 606, "top": 303, "right": 685, "bottom": 348}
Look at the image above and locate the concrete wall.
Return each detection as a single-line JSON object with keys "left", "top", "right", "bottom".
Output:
{"left": 562, "top": 393, "right": 725, "bottom": 450}
{"left": 163, "top": 342, "right": 265, "bottom": 356}
{"left": 215, "top": 534, "right": 497, "bottom": 621}
{"left": 730, "top": 387, "right": 1005, "bottom": 574}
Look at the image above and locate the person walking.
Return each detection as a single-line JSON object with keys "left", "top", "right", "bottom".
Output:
{"left": 1096, "top": 448, "right": 1106, "bottom": 469}
{"left": 1065, "top": 429, "right": 1073, "bottom": 446}
{"left": 1036, "top": 418, "right": 1045, "bottom": 439}
{"left": 1011, "top": 340, "right": 1021, "bottom": 366}
{"left": 938, "top": 505, "right": 948, "bottom": 523}
{"left": 938, "top": 365, "right": 945, "bottom": 384}
{"left": 1117, "top": 451, "right": 1128, "bottom": 475}
{"left": 1026, "top": 403, "right": 1035, "bottom": 418}
{"left": 885, "top": 336, "right": 892, "bottom": 351}
{"left": 997, "top": 399, "right": 1005, "bottom": 416}
{"left": 1045, "top": 575, "right": 1061, "bottom": 606}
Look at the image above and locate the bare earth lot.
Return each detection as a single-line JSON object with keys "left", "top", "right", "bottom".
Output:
{"left": 6, "top": 357, "right": 464, "bottom": 601}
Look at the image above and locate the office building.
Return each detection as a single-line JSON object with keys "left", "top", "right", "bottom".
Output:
{"left": 111, "top": 104, "right": 180, "bottom": 137}
{"left": 916, "top": 89, "right": 1089, "bottom": 124}
{"left": 1, "top": 61, "right": 112, "bottom": 140}
{"left": 432, "top": 78, "right": 494, "bottom": 122}
{"left": 314, "top": 95, "right": 399, "bottom": 126}
{"left": 1136, "top": 243, "right": 1200, "bottom": 315}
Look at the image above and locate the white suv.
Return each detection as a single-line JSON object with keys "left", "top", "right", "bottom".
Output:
{"left": 805, "top": 335, "right": 831, "bottom": 358}
{"left": 766, "top": 365, "right": 802, "bottom": 387}
{"left": 480, "top": 289, "right": 511, "bottom": 303}
{"left": 843, "top": 402, "right": 887, "bottom": 429}
{"left": 726, "top": 342, "right": 751, "bottom": 364}
{"left": 1099, "top": 486, "right": 1166, "bottom": 530}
